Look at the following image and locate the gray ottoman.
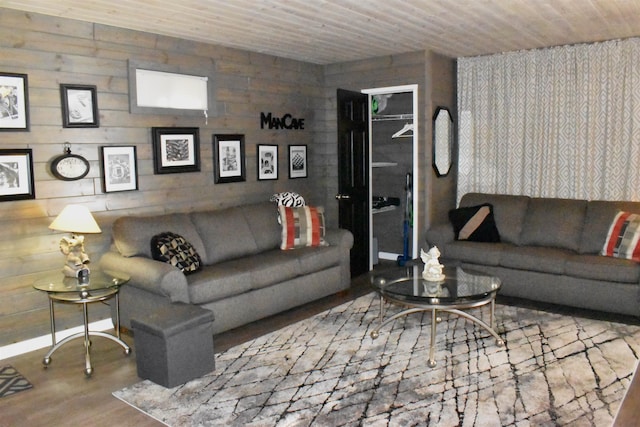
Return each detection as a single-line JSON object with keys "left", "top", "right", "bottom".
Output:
{"left": 131, "top": 303, "right": 215, "bottom": 388}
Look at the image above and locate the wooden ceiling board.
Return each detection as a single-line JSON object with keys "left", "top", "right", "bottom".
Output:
{"left": 3, "top": 0, "right": 640, "bottom": 63}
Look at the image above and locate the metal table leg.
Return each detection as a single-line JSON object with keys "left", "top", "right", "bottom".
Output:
{"left": 41, "top": 292, "right": 130, "bottom": 376}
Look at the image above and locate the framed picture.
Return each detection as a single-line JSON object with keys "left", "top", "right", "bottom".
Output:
{"left": 213, "top": 134, "right": 246, "bottom": 183}
{"left": 100, "top": 146, "right": 138, "bottom": 193}
{"left": 0, "top": 72, "right": 29, "bottom": 131}
{"left": 257, "top": 144, "right": 278, "bottom": 180}
{"left": 288, "top": 145, "right": 308, "bottom": 178}
{"left": 0, "top": 149, "right": 35, "bottom": 201}
{"left": 60, "top": 84, "right": 99, "bottom": 128}
{"left": 152, "top": 127, "right": 200, "bottom": 174}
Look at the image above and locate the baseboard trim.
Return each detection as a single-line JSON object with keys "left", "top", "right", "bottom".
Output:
{"left": 0, "top": 318, "right": 113, "bottom": 360}
{"left": 378, "top": 251, "right": 400, "bottom": 261}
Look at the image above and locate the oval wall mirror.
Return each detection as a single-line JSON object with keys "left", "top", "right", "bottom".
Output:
{"left": 432, "top": 106, "right": 453, "bottom": 177}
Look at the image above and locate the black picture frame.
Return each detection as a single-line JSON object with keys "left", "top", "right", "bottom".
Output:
{"left": 100, "top": 146, "right": 138, "bottom": 193}
{"left": 257, "top": 144, "right": 278, "bottom": 180}
{"left": 152, "top": 127, "right": 200, "bottom": 174}
{"left": 213, "top": 134, "right": 246, "bottom": 183}
{"left": 0, "top": 149, "right": 35, "bottom": 201}
{"left": 60, "top": 84, "right": 99, "bottom": 128}
{"left": 288, "top": 144, "right": 308, "bottom": 179}
{"left": 0, "top": 72, "right": 29, "bottom": 131}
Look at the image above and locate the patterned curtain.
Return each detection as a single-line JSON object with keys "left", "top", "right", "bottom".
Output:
{"left": 457, "top": 38, "right": 640, "bottom": 203}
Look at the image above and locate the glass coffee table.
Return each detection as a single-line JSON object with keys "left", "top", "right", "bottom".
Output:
{"left": 33, "top": 270, "right": 131, "bottom": 376}
{"left": 371, "top": 263, "right": 504, "bottom": 367}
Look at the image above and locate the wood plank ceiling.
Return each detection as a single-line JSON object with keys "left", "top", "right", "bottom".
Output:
{"left": 3, "top": 0, "right": 640, "bottom": 64}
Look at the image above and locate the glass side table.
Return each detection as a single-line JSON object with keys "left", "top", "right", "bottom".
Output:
{"left": 33, "top": 270, "right": 131, "bottom": 376}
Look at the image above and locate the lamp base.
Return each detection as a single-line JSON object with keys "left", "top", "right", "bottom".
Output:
{"left": 63, "top": 264, "right": 90, "bottom": 278}
{"left": 59, "top": 235, "right": 91, "bottom": 278}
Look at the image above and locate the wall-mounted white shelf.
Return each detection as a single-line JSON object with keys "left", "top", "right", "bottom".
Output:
{"left": 372, "top": 113, "right": 414, "bottom": 122}
{"left": 372, "top": 206, "right": 397, "bottom": 214}
{"left": 372, "top": 162, "right": 398, "bottom": 168}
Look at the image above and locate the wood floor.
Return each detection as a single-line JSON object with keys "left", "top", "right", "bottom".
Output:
{"left": 1, "top": 267, "right": 639, "bottom": 426}
{"left": 0, "top": 273, "right": 372, "bottom": 427}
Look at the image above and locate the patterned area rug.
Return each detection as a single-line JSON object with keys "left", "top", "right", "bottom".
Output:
{"left": 114, "top": 293, "right": 640, "bottom": 426}
{"left": 0, "top": 366, "right": 33, "bottom": 398}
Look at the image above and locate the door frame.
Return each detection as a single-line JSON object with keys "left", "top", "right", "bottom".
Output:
{"left": 362, "top": 84, "right": 419, "bottom": 269}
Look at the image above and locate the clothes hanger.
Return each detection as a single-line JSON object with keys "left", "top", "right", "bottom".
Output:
{"left": 392, "top": 123, "right": 414, "bottom": 139}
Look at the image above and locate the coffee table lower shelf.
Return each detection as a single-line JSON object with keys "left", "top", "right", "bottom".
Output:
{"left": 370, "top": 294, "right": 504, "bottom": 367}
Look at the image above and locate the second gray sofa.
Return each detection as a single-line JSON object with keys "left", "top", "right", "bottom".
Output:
{"left": 100, "top": 201, "right": 353, "bottom": 334}
{"left": 426, "top": 193, "right": 640, "bottom": 317}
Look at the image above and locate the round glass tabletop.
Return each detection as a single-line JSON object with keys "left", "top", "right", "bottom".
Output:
{"left": 371, "top": 264, "right": 501, "bottom": 305}
{"left": 33, "top": 269, "right": 129, "bottom": 294}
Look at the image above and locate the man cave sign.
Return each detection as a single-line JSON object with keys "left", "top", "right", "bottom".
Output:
{"left": 260, "top": 112, "right": 305, "bottom": 130}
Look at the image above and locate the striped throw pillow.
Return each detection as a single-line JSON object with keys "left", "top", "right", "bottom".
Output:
{"left": 601, "top": 211, "right": 640, "bottom": 261}
{"left": 279, "top": 206, "right": 327, "bottom": 250}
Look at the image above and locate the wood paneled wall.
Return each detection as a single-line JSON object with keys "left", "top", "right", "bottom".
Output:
{"left": 321, "top": 52, "right": 429, "bottom": 243}
{"left": 426, "top": 52, "right": 458, "bottom": 227}
{"left": 0, "top": 8, "right": 323, "bottom": 346}
{"left": 0, "top": 8, "right": 457, "bottom": 348}
{"left": 319, "top": 51, "right": 457, "bottom": 257}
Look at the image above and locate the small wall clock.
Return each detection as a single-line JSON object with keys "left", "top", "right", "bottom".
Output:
{"left": 50, "top": 146, "right": 90, "bottom": 181}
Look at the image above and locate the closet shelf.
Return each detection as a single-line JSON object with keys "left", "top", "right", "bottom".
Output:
{"left": 372, "top": 206, "right": 397, "bottom": 214}
{"left": 372, "top": 113, "right": 414, "bottom": 122}
{"left": 372, "top": 162, "right": 398, "bottom": 168}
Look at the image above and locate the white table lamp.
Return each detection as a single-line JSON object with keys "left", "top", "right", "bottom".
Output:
{"left": 49, "top": 205, "right": 102, "bottom": 278}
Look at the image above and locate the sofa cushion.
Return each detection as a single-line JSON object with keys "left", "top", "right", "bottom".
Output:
{"left": 150, "top": 232, "right": 202, "bottom": 275}
{"left": 296, "top": 245, "right": 342, "bottom": 275}
{"left": 519, "top": 198, "right": 587, "bottom": 251}
{"left": 580, "top": 201, "right": 640, "bottom": 254}
{"left": 459, "top": 193, "right": 530, "bottom": 245}
{"left": 565, "top": 254, "right": 640, "bottom": 284}
{"left": 113, "top": 213, "right": 206, "bottom": 259}
{"left": 448, "top": 204, "right": 500, "bottom": 242}
{"left": 186, "top": 261, "right": 253, "bottom": 304}
{"left": 442, "top": 241, "right": 507, "bottom": 266}
{"left": 191, "top": 207, "right": 259, "bottom": 265}
{"left": 500, "top": 246, "right": 571, "bottom": 274}
{"left": 244, "top": 249, "right": 300, "bottom": 290}
{"left": 279, "top": 206, "right": 327, "bottom": 250}
{"left": 242, "top": 202, "right": 282, "bottom": 252}
{"left": 601, "top": 211, "right": 640, "bottom": 261}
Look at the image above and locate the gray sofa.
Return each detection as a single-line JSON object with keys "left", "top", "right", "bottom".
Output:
{"left": 100, "top": 201, "right": 353, "bottom": 334}
{"left": 426, "top": 193, "right": 640, "bottom": 316}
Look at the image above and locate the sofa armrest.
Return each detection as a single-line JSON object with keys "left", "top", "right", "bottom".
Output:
{"left": 99, "top": 252, "right": 190, "bottom": 303}
{"left": 426, "top": 223, "right": 455, "bottom": 248}
{"left": 325, "top": 228, "right": 354, "bottom": 249}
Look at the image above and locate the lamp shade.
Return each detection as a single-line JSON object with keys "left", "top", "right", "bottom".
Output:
{"left": 49, "top": 205, "right": 102, "bottom": 234}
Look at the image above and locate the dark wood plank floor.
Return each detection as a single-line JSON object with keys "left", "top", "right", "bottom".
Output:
{"left": 2, "top": 265, "right": 639, "bottom": 426}
{"left": 0, "top": 272, "right": 372, "bottom": 427}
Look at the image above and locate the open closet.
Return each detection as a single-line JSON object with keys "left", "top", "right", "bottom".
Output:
{"left": 364, "top": 86, "right": 418, "bottom": 267}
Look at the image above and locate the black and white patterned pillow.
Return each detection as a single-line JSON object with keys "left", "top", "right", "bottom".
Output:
{"left": 150, "top": 232, "right": 202, "bottom": 275}
{"left": 270, "top": 192, "right": 305, "bottom": 207}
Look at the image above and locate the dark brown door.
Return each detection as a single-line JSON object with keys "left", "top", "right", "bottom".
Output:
{"left": 336, "top": 89, "right": 369, "bottom": 276}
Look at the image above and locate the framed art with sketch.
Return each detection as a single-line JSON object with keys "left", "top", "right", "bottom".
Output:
{"left": 257, "top": 144, "right": 278, "bottom": 180}
{"left": 60, "top": 84, "right": 99, "bottom": 128}
{"left": 0, "top": 72, "right": 29, "bottom": 131}
{"left": 214, "top": 134, "right": 246, "bottom": 183}
{"left": 152, "top": 127, "right": 200, "bottom": 174}
{"left": 100, "top": 146, "right": 138, "bottom": 193}
{"left": 288, "top": 144, "right": 307, "bottom": 178}
{"left": 0, "top": 149, "right": 35, "bottom": 201}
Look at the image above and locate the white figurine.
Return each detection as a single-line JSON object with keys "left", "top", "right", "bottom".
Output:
{"left": 420, "top": 246, "right": 445, "bottom": 282}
